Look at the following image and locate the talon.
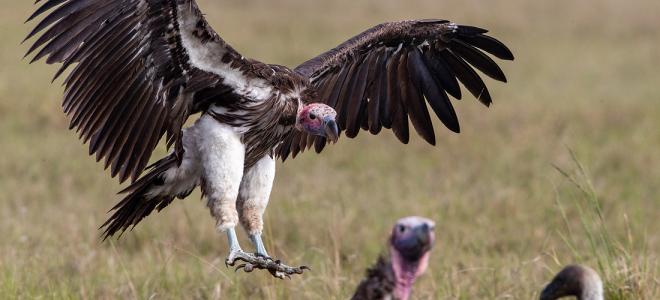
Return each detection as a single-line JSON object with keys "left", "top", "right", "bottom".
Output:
{"left": 244, "top": 264, "right": 254, "bottom": 272}
{"left": 235, "top": 264, "right": 246, "bottom": 272}
{"left": 227, "top": 251, "right": 310, "bottom": 279}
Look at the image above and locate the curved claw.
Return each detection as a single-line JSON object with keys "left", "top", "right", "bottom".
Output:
{"left": 269, "top": 270, "right": 286, "bottom": 279}
{"left": 244, "top": 264, "right": 254, "bottom": 273}
{"left": 235, "top": 263, "right": 255, "bottom": 273}
{"left": 234, "top": 264, "right": 246, "bottom": 272}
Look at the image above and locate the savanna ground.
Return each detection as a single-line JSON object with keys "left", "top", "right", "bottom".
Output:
{"left": 1, "top": 0, "right": 659, "bottom": 299}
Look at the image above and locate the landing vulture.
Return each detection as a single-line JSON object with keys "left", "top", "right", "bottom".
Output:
{"left": 25, "top": 0, "right": 513, "bottom": 277}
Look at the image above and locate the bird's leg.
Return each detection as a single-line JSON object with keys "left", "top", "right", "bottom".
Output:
{"left": 225, "top": 227, "right": 254, "bottom": 267}
{"left": 227, "top": 155, "right": 310, "bottom": 278}
{"left": 249, "top": 233, "right": 269, "bottom": 258}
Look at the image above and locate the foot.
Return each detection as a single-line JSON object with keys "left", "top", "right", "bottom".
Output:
{"left": 226, "top": 251, "right": 310, "bottom": 279}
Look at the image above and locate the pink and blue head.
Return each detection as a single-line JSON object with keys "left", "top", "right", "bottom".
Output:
{"left": 296, "top": 103, "right": 339, "bottom": 142}
{"left": 389, "top": 216, "right": 435, "bottom": 300}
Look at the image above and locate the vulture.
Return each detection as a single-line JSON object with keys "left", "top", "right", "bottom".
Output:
{"left": 24, "top": 0, "right": 513, "bottom": 278}
{"left": 352, "top": 216, "right": 435, "bottom": 300}
{"left": 541, "top": 265, "right": 604, "bottom": 300}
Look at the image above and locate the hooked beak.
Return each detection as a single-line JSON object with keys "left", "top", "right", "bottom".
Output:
{"left": 323, "top": 116, "right": 339, "bottom": 143}
{"left": 394, "top": 224, "right": 434, "bottom": 261}
{"left": 413, "top": 224, "right": 434, "bottom": 252}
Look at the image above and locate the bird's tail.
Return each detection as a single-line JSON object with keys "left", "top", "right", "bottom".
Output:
{"left": 100, "top": 154, "right": 198, "bottom": 240}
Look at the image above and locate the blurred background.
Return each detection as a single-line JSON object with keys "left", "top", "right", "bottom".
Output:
{"left": 1, "top": 0, "right": 659, "bottom": 298}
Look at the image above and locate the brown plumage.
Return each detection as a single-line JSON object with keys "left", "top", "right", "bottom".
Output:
{"left": 277, "top": 20, "right": 514, "bottom": 159}
{"left": 352, "top": 256, "right": 397, "bottom": 300}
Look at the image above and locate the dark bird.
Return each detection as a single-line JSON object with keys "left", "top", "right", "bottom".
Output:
{"left": 352, "top": 217, "right": 435, "bottom": 300}
{"left": 541, "top": 265, "right": 604, "bottom": 300}
{"left": 24, "top": 0, "right": 513, "bottom": 278}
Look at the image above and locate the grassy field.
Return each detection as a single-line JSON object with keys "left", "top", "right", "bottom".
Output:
{"left": 1, "top": 0, "right": 659, "bottom": 299}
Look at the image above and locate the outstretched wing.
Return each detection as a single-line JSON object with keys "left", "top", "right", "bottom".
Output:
{"left": 277, "top": 20, "right": 513, "bottom": 159}
{"left": 25, "top": 0, "right": 264, "bottom": 182}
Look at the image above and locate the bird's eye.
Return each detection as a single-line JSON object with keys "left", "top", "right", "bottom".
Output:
{"left": 309, "top": 114, "right": 317, "bottom": 120}
{"left": 398, "top": 225, "right": 406, "bottom": 233}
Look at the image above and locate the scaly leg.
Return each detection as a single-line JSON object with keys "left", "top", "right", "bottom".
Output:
{"left": 231, "top": 156, "right": 310, "bottom": 278}
{"left": 250, "top": 233, "right": 269, "bottom": 257}
{"left": 225, "top": 227, "right": 254, "bottom": 266}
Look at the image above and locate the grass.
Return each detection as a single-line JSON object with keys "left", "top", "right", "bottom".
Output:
{"left": 1, "top": 0, "right": 659, "bottom": 299}
{"left": 552, "top": 149, "right": 658, "bottom": 299}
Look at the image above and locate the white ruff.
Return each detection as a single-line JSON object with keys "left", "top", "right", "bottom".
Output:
{"left": 583, "top": 275, "right": 604, "bottom": 300}
{"left": 177, "top": 5, "right": 273, "bottom": 101}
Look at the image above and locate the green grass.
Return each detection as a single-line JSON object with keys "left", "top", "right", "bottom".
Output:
{"left": 1, "top": 0, "right": 659, "bottom": 299}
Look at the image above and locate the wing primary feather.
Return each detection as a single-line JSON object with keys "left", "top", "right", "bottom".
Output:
{"left": 423, "top": 50, "right": 462, "bottom": 100}
{"left": 92, "top": 72, "right": 148, "bottom": 164}
{"left": 365, "top": 48, "right": 385, "bottom": 134}
{"left": 390, "top": 49, "right": 409, "bottom": 144}
{"left": 326, "top": 64, "right": 352, "bottom": 109}
{"left": 75, "top": 36, "right": 141, "bottom": 139}
{"left": 25, "top": 1, "right": 113, "bottom": 56}
{"left": 403, "top": 50, "right": 435, "bottom": 145}
{"left": 334, "top": 56, "right": 364, "bottom": 130}
{"left": 104, "top": 80, "right": 153, "bottom": 172}
{"left": 345, "top": 52, "right": 374, "bottom": 138}
{"left": 460, "top": 34, "right": 514, "bottom": 60}
{"left": 68, "top": 26, "right": 139, "bottom": 132}
{"left": 25, "top": 0, "right": 68, "bottom": 24}
{"left": 112, "top": 84, "right": 160, "bottom": 180}
{"left": 450, "top": 39, "right": 507, "bottom": 82}
{"left": 382, "top": 48, "right": 400, "bottom": 129}
{"left": 411, "top": 50, "right": 460, "bottom": 133}
{"left": 440, "top": 49, "right": 492, "bottom": 106}
{"left": 25, "top": 0, "right": 100, "bottom": 41}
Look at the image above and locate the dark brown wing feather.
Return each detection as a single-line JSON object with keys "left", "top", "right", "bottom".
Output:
{"left": 25, "top": 0, "right": 243, "bottom": 183}
{"left": 278, "top": 19, "right": 513, "bottom": 159}
{"left": 351, "top": 256, "right": 396, "bottom": 300}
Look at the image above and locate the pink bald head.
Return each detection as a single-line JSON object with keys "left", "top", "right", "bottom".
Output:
{"left": 389, "top": 216, "right": 435, "bottom": 300}
{"left": 296, "top": 103, "right": 339, "bottom": 142}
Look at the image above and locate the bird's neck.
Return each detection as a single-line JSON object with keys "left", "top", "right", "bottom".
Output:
{"left": 580, "top": 279, "right": 604, "bottom": 300}
{"left": 390, "top": 246, "right": 429, "bottom": 300}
